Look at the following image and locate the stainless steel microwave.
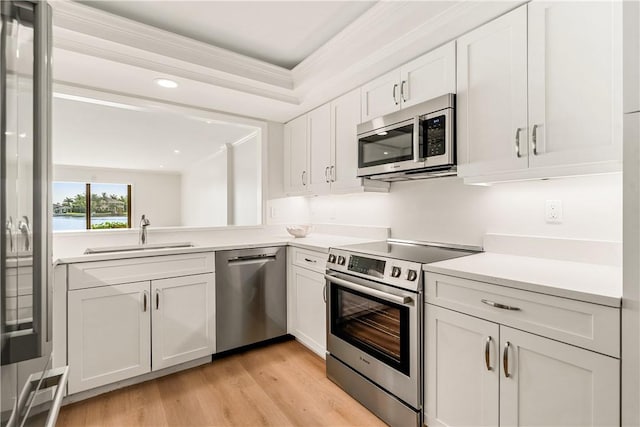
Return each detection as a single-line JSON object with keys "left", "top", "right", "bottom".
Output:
{"left": 357, "top": 94, "right": 455, "bottom": 181}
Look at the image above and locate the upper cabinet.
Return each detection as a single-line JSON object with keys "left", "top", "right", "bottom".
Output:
{"left": 623, "top": 0, "right": 640, "bottom": 113}
{"left": 361, "top": 42, "right": 456, "bottom": 122}
{"left": 284, "top": 115, "right": 309, "bottom": 195}
{"left": 284, "top": 89, "right": 389, "bottom": 196}
{"left": 458, "top": 2, "right": 623, "bottom": 182}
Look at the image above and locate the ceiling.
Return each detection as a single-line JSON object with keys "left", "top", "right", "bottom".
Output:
{"left": 76, "top": 1, "right": 376, "bottom": 69}
{"left": 52, "top": 95, "right": 258, "bottom": 172}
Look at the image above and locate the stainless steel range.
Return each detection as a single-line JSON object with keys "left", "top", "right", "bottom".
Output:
{"left": 325, "top": 239, "right": 479, "bottom": 426}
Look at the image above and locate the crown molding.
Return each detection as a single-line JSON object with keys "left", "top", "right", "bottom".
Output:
{"left": 50, "top": 0, "right": 295, "bottom": 90}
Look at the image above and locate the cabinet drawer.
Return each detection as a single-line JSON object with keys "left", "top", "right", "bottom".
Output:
{"left": 68, "top": 252, "right": 215, "bottom": 290}
{"left": 426, "top": 273, "right": 620, "bottom": 357}
{"left": 292, "top": 248, "right": 326, "bottom": 273}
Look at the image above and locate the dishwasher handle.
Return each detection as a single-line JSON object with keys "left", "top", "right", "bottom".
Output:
{"left": 227, "top": 254, "right": 278, "bottom": 266}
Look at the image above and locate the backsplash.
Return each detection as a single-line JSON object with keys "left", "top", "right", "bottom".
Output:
{"left": 267, "top": 173, "right": 622, "bottom": 247}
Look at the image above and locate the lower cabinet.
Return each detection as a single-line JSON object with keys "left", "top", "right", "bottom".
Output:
{"left": 288, "top": 247, "right": 327, "bottom": 357}
{"left": 426, "top": 304, "right": 620, "bottom": 427}
{"left": 68, "top": 273, "right": 215, "bottom": 394}
{"left": 291, "top": 266, "right": 326, "bottom": 356}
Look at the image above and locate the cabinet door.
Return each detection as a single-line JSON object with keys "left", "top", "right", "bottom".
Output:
{"left": 330, "top": 88, "right": 363, "bottom": 192}
{"left": 425, "top": 305, "right": 499, "bottom": 427}
{"left": 307, "top": 103, "right": 332, "bottom": 195}
{"left": 361, "top": 70, "right": 401, "bottom": 122}
{"left": 528, "top": 1, "right": 622, "bottom": 169}
{"left": 151, "top": 273, "right": 215, "bottom": 371}
{"left": 500, "top": 327, "right": 620, "bottom": 427}
{"left": 68, "top": 281, "right": 151, "bottom": 394}
{"left": 292, "top": 266, "right": 326, "bottom": 357}
{"left": 456, "top": 5, "right": 529, "bottom": 177}
{"left": 284, "top": 115, "right": 309, "bottom": 194}
{"left": 400, "top": 41, "right": 456, "bottom": 109}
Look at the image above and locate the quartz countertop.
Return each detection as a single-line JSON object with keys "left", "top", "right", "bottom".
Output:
{"left": 423, "top": 252, "right": 622, "bottom": 307}
{"left": 54, "top": 233, "right": 377, "bottom": 264}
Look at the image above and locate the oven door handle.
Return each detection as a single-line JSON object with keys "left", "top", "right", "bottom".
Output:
{"left": 324, "top": 274, "right": 413, "bottom": 306}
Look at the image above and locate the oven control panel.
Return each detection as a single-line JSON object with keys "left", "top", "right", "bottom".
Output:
{"left": 327, "top": 249, "right": 422, "bottom": 291}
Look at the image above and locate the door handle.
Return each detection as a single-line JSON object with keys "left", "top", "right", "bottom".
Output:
{"left": 400, "top": 80, "right": 408, "bottom": 102}
{"left": 330, "top": 165, "right": 335, "bottom": 182}
{"left": 481, "top": 299, "right": 521, "bottom": 311}
{"left": 392, "top": 83, "right": 399, "bottom": 105}
{"left": 503, "top": 341, "right": 511, "bottom": 378}
{"left": 485, "top": 336, "right": 493, "bottom": 371}
{"left": 155, "top": 290, "right": 160, "bottom": 310}
{"left": 515, "top": 128, "right": 523, "bottom": 158}
{"left": 323, "top": 284, "right": 327, "bottom": 303}
{"left": 532, "top": 124, "right": 539, "bottom": 155}
{"left": 325, "top": 166, "right": 330, "bottom": 183}
{"left": 142, "top": 291, "right": 148, "bottom": 312}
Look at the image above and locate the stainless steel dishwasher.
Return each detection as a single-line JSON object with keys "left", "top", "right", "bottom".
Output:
{"left": 215, "top": 246, "right": 287, "bottom": 352}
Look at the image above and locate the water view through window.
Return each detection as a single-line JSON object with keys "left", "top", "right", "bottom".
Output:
{"left": 53, "top": 182, "right": 130, "bottom": 231}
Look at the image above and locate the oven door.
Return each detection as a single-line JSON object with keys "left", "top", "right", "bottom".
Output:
{"left": 357, "top": 118, "right": 423, "bottom": 177}
{"left": 325, "top": 271, "right": 421, "bottom": 409}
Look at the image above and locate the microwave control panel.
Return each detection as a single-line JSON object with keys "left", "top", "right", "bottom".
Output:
{"left": 424, "top": 115, "right": 446, "bottom": 157}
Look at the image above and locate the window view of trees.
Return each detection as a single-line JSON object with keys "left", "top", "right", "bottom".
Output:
{"left": 53, "top": 182, "right": 131, "bottom": 231}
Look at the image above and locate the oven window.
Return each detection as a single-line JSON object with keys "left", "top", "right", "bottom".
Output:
{"left": 358, "top": 124, "right": 414, "bottom": 168}
{"left": 331, "top": 285, "right": 410, "bottom": 376}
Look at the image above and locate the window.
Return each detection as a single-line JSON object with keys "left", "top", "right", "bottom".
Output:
{"left": 53, "top": 182, "right": 131, "bottom": 231}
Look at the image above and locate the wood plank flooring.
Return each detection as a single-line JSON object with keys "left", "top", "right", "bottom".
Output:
{"left": 57, "top": 340, "right": 387, "bottom": 427}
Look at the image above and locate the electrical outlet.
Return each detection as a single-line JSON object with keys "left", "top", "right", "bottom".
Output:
{"left": 545, "top": 200, "right": 563, "bottom": 223}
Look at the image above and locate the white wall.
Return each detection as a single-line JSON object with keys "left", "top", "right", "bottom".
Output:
{"left": 232, "top": 134, "right": 261, "bottom": 225}
{"left": 181, "top": 149, "right": 227, "bottom": 227}
{"left": 53, "top": 165, "right": 181, "bottom": 227}
{"left": 268, "top": 173, "right": 622, "bottom": 246}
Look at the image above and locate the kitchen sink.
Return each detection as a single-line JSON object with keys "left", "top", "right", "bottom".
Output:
{"left": 84, "top": 242, "right": 194, "bottom": 255}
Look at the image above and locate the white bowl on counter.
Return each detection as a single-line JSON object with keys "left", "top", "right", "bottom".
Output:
{"left": 286, "top": 225, "right": 313, "bottom": 238}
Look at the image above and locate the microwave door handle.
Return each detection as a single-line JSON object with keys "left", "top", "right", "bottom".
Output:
{"left": 413, "top": 116, "right": 421, "bottom": 162}
{"left": 324, "top": 274, "right": 413, "bottom": 306}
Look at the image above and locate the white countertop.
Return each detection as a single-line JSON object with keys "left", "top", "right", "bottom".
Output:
{"left": 54, "top": 233, "right": 377, "bottom": 264}
{"left": 424, "top": 252, "right": 622, "bottom": 307}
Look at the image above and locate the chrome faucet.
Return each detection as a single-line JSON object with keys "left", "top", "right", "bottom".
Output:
{"left": 17, "top": 216, "right": 30, "bottom": 252}
{"left": 139, "top": 214, "right": 150, "bottom": 245}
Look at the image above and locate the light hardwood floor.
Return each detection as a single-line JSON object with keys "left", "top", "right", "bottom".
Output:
{"left": 57, "top": 340, "right": 386, "bottom": 427}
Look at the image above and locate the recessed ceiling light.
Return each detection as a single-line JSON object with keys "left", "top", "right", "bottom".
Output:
{"left": 383, "top": 151, "right": 389, "bottom": 155}
{"left": 154, "top": 78, "right": 178, "bottom": 89}
{"left": 377, "top": 131, "right": 388, "bottom": 136}
{"left": 159, "top": 165, "right": 164, "bottom": 168}
{"left": 173, "top": 149, "right": 181, "bottom": 154}
{"left": 18, "top": 133, "right": 26, "bottom": 138}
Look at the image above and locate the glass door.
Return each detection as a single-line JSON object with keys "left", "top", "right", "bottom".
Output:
{"left": 358, "top": 121, "right": 416, "bottom": 169}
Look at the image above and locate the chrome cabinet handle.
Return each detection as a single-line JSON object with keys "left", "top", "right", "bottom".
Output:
{"left": 400, "top": 80, "right": 408, "bottom": 102}
{"left": 325, "top": 166, "right": 330, "bottom": 183}
{"left": 515, "top": 128, "right": 523, "bottom": 158}
{"left": 304, "top": 258, "right": 317, "bottom": 263}
{"left": 481, "top": 299, "right": 521, "bottom": 311}
{"left": 532, "top": 124, "right": 539, "bottom": 155}
{"left": 330, "top": 165, "right": 335, "bottom": 182}
{"left": 485, "top": 336, "right": 493, "bottom": 371}
{"left": 142, "top": 291, "right": 148, "bottom": 312}
{"left": 503, "top": 341, "right": 511, "bottom": 378}
{"left": 393, "top": 83, "right": 399, "bottom": 105}
{"left": 5, "top": 216, "right": 14, "bottom": 252}
{"left": 323, "top": 284, "right": 327, "bottom": 303}
{"left": 155, "top": 290, "right": 160, "bottom": 310}
{"left": 301, "top": 171, "right": 307, "bottom": 186}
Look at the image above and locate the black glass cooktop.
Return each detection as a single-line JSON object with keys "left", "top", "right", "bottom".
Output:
{"left": 337, "top": 240, "right": 480, "bottom": 264}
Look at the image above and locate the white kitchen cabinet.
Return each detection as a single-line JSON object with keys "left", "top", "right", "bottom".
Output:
{"left": 361, "top": 42, "right": 456, "bottom": 122}
{"left": 308, "top": 103, "right": 332, "bottom": 194}
{"left": 284, "top": 89, "right": 388, "bottom": 196}
{"left": 425, "top": 305, "right": 499, "bottom": 427}
{"left": 527, "top": 1, "right": 622, "bottom": 170}
{"left": 151, "top": 274, "right": 215, "bottom": 371}
{"left": 458, "top": 2, "right": 622, "bottom": 182}
{"left": 68, "top": 281, "right": 151, "bottom": 394}
{"left": 624, "top": 0, "right": 640, "bottom": 113}
{"left": 500, "top": 326, "right": 619, "bottom": 427}
{"left": 456, "top": 6, "right": 529, "bottom": 177}
{"left": 288, "top": 247, "right": 326, "bottom": 357}
{"left": 425, "top": 271, "right": 621, "bottom": 427}
{"left": 284, "top": 114, "right": 309, "bottom": 195}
